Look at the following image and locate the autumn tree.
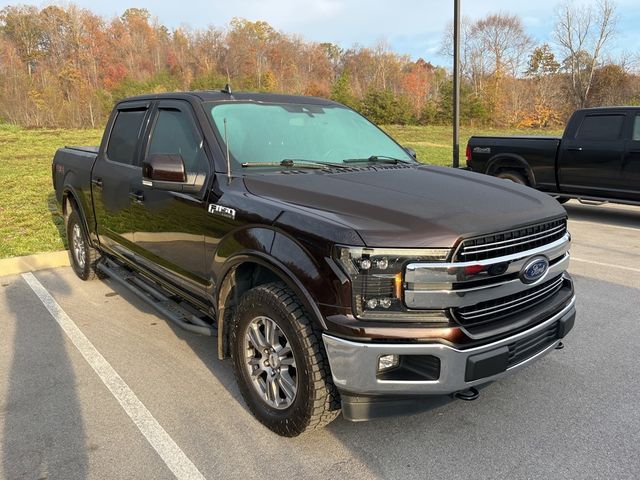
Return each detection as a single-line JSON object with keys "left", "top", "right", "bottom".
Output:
{"left": 553, "top": 0, "right": 617, "bottom": 108}
{"left": 522, "top": 44, "right": 563, "bottom": 127}
{"left": 1, "top": 3, "right": 638, "bottom": 129}
{"left": 441, "top": 13, "right": 532, "bottom": 126}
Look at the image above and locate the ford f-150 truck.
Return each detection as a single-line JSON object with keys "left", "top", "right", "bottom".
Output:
{"left": 466, "top": 107, "right": 640, "bottom": 205}
{"left": 52, "top": 91, "right": 576, "bottom": 436}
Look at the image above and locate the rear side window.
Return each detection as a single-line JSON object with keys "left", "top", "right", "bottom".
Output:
{"left": 633, "top": 115, "right": 640, "bottom": 141}
{"left": 575, "top": 114, "right": 624, "bottom": 141}
{"left": 106, "top": 109, "right": 146, "bottom": 165}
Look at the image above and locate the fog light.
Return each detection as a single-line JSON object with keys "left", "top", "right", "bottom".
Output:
{"left": 379, "top": 298, "right": 392, "bottom": 309}
{"left": 366, "top": 298, "right": 378, "bottom": 309}
{"left": 376, "top": 257, "right": 389, "bottom": 270}
{"left": 378, "top": 354, "right": 400, "bottom": 372}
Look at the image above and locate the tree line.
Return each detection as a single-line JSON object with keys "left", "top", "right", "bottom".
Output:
{"left": 0, "top": 2, "right": 638, "bottom": 129}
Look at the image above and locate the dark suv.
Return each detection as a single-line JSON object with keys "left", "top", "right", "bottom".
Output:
{"left": 53, "top": 91, "right": 576, "bottom": 436}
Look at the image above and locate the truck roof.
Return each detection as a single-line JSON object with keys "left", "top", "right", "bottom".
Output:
{"left": 576, "top": 106, "right": 640, "bottom": 113}
{"left": 117, "top": 91, "right": 341, "bottom": 107}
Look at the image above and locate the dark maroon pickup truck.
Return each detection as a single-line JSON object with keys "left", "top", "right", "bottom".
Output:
{"left": 52, "top": 91, "right": 575, "bottom": 436}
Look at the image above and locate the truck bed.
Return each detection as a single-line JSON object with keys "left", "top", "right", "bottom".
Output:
{"left": 65, "top": 145, "right": 99, "bottom": 154}
{"left": 52, "top": 146, "right": 99, "bottom": 221}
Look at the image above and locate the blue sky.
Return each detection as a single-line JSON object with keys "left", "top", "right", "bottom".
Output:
{"left": 2, "top": 0, "right": 639, "bottom": 67}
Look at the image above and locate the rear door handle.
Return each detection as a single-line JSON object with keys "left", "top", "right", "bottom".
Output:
{"left": 566, "top": 147, "right": 583, "bottom": 152}
{"left": 129, "top": 191, "right": 144, "bottom": 204}
{"left": 91, "top": 178, "right": 103, "bottom": 188}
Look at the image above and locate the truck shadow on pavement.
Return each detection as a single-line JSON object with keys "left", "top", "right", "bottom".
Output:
{"left": 2, "top": 274, "right": 88, "bottom": 480}
{"left": 564, "top": 201, "right": 640, "bottom": 229}
{"left": 46, "top": 191, "right": 67, "bottom": 249}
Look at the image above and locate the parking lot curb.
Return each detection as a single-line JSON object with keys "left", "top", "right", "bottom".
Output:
{"left": 0, "top": 250, "right": 70, "bottom": 276}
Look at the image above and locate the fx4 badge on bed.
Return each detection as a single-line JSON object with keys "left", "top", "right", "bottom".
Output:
{"left": 208, "top": 204, "right": 236, "bottom": 220}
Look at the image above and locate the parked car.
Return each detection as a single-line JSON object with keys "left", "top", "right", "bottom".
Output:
{"left": 52, "top": 91, "right": 576, "bottom": 436}
{"left": 466, "top": 107, "right": 640, "bottom": 205}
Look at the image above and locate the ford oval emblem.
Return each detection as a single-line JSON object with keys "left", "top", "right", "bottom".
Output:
{"left": 520, "top": 256, "right": 549, "bottom": 284}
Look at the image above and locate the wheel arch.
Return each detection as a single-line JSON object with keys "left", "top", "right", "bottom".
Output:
{"left": 61, "top": 185, "right": 95, "bottom": 245}
{"left": 486, "top": 154, "right": 536, "bottom": 187}
{"left": 215, "top": 252, "right": 328, "bottom": 360}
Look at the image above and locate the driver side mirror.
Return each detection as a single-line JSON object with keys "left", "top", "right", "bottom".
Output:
{"left": 404, "top": 147, "right": 417, "bottom": 159}
{"left": 142, "top": 154, "right": 201, "bottom": 193}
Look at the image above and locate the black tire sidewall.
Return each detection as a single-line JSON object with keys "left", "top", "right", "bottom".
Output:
{"left": 67, "top": 210, "right": 92, "bottom": 280}
{"left": 231, "top": 288, "right": 315, "bottom": 435}
{"left": 497, "top": 171, "right": 527, "bottom": 185}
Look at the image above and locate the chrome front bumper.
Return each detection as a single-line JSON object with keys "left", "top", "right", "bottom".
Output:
{"left": 322, "top": 296, "right": 575, "bottom": 396}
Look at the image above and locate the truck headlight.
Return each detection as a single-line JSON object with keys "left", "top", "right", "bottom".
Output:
{"left": 334, "top": 246, "right": 451, "bottom": 321}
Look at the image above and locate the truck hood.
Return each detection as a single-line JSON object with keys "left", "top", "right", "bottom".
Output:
{"left": 243, "top": 165, "right": 565, "bottom": 248}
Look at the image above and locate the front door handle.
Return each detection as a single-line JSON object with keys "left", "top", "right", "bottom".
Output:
{"left": 91, "top": 178, "right": 103, "bottom": 188}
{"left": 129, "top": 191, "right": 144, "bottom": 204}
{"left": 566, "top": 147, "right": 583, "bottom": 152}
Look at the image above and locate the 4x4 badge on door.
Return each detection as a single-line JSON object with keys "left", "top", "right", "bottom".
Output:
{"left": 208, "top": 204, "right": 236, "bottom": 220}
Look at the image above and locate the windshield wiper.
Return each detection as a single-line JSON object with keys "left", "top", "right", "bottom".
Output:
{"left": 343, "top": 155, "right": 412, "bottom": 165}
{"left": 241, "top": 159, "right": 349, "bottom": 169}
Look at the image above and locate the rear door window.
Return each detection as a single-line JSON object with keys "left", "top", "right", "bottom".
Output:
{"left": 106, "top": 109, "right": 147, "bottom": 165}
{"left": 633, "top": 115, "right": 640, "bottom": 141}
{"left": 575, "top": 114, "right": 625, "bottom": 141}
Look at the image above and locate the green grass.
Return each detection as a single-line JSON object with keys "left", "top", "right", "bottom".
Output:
{"left": 0, "top": 125, "right": 102, "bottom": 258}
{"left": 0, "top": 123, "right": 562, "bottom": 259}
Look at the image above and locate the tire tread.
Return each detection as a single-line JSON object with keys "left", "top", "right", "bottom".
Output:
{"left": 232, "top": 282, "right": 340, "bottom": 436}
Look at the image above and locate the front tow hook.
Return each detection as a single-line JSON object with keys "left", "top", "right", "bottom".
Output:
{"left": 454, "top": 387, "right": 480, "bottom": 401}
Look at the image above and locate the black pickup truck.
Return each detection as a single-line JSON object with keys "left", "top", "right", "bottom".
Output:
{"left": 52, "top": 91, "right": 575, "bottom": 436}
{"left": 466, "top": 107, "right": 640, "bottom": 205}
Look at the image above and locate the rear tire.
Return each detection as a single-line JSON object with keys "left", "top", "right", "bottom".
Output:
{"left": 496, "top": 171, "right": 527, "bottom": 185}
{"left": 231, "top": 282, "right": 340, "bottom": 436}
{"left": 67, "top": 209, "right": 101, "bottom": 281}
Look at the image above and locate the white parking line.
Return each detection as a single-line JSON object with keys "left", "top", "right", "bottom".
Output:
{"left": 572, "top": 258, "right": 640, "bottom": 273}
{"left": 21, "top": 272, "right": 206, "bottom": 480}
{"left": 569, "top": 220, "right": 639, "bottom": 233}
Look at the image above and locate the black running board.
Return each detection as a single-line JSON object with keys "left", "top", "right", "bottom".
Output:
{"left": 97, "top": 258, "right": 214, "bottom": 336}
{"left": 553, "top": 193, "right": 640, "bottom": 206}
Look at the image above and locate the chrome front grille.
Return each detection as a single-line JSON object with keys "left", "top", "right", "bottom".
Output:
{"left": 404, "top": 218, "right": 571, "bottom": 337}
{"left": 454, "top": 218, "right": 567, "bottom": 262}
{"left": 453, "top": 275, "right": 565, "bottom": 327}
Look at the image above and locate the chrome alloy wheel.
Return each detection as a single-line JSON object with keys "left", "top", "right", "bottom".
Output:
{"left": 243, "top": 316, "right": 298, "bottom": 410}
{"left": 71, "top": 223, "right": 86, "bottom": 269}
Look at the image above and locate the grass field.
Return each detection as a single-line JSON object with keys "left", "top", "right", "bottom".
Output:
{"left": 0, "top": 123, "right": 562, "bottom": 259}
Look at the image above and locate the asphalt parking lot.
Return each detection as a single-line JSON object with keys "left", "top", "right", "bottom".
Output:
{"left": 1, "top": 200, "right": 639, "bottom": 480}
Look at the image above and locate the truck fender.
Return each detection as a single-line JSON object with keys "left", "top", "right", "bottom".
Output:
{"left": 214, "top": 229, "right": 336, "bottom": 359}
{"left": 486, "top": 154, "right": 537, "bottom": 187}
{"left": 61, "top": 181, "right": 97, "bottom": 246}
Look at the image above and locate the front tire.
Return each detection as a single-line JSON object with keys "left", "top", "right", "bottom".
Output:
{"left": 231, "top": 282, "right": 340, "bottom": 436}
{"left": 66, "top": 209, "right": 101, "bottom": 281}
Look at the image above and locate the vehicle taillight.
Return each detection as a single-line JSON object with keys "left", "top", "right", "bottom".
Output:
{"left": 465, "top": 144, "right": 472, "bottom": 166}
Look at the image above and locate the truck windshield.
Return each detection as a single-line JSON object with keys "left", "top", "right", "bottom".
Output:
{"left": 207, "top": 102, "right": 414, "bottom": 167}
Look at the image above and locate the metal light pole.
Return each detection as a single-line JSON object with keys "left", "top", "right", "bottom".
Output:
{"left": 452, "top": 0, "right": 461, "bottom": 168}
